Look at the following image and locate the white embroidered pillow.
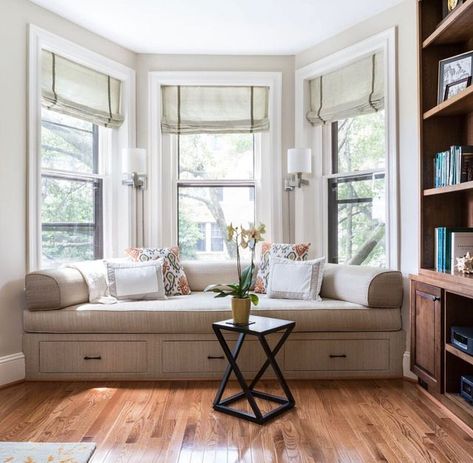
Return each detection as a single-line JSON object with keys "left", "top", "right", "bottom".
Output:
{"left": 107, "top": 259, "right": 166, "bottom": 301}
{"left": 267, "top": 256, "right": 325, "bottom": 301}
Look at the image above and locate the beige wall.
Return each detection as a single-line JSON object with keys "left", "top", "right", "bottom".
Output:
{"left": 136, "top": 54, "right": 295, "bottom": 242}
{"left": 0, "top": 0, "right": 136, "bottom": 360}
{"left": 295, "top": 0, "right": 419, "bottom": 365}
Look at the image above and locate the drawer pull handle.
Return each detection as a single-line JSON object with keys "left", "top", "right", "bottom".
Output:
{"left": 329, "top": 354, "right": 347, "bottom": 358}
{"left": 84, "top": 355, "right": 102, "bottom": 360}
{"left": 207, "top": 355, "right": 224, "bottom": 360}
{"left": 432, "top": 296, "right": 440, "bottom": 302}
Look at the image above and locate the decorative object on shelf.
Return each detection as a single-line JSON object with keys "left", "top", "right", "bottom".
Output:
{"left": 456, "top": 252, "right": 473, "bottom": 273}
{"left": 438, "top": 51, "right": 473, "bottom": 103}
{"left": 285, "top": 148, "right": 312, "bottom": 190}
{"left": 451, "top": 326, "right": 473, "bottom": 355}
{"left": 442, "top": 0, "right": 465, "bottom": 19}
{"left": 460, "top": 375, "right": 473, "bottom": 403}
{"left": 205, "top": 223, "right": 266, "bottom": 325}
{"left": 445, "top": 76, "right": 472, "bottom": 100}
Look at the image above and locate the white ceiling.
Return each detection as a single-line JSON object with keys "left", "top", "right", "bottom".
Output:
{"left": 30, "top": 0, "right": 404, "bottom": 55}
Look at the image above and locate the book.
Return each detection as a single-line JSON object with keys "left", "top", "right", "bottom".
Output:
{"left": 433, "top": 146, "right": 473, "bottom": 187}
{"left": 451, "top": 232, "right": 473, "bottom": 271}
{"left": 435, "top": 227, "right": 473, "bottom": 272}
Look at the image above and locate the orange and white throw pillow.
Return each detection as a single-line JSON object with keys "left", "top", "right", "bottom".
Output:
{"left": 254, "top": 242, "right": 311, "bottom": 294}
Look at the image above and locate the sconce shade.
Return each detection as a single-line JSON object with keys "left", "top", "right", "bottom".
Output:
{"left": 287, "top": 148, "right": 312, "bottom": 174}
{"left": 122, "top": 148, "right": 147, "bottom": 174}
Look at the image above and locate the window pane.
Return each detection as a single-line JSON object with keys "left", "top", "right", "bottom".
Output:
{"left": 178, "top": 133, "right": 254, "bottom": 180}
{"left": 328, "top": 173, "right": 385, "bottom": 267}
{"left": 41, "top": 175, "right": 102, "bottom": 267}
{"left": 41, "top": 108, "right": 97, "bottom": 174}
{"left": 333, "top": 110, "right": 385, "bottom": 174}
{"left": 178, "top": 186, "right": 255, "bottom": 260}
{"left": 42, "top": 226, "right": 96, "bottom": 268}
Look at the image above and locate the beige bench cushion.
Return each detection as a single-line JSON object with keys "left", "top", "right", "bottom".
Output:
{"left": 24, "top": 292, "right": 401, "bottom": 334}
{"left": 25, "top": 261, "right": 403, "bottom": 311}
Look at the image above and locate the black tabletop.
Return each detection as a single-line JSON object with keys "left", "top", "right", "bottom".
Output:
{"left": 213, "top": 315, "right": 295, "bottom": 335}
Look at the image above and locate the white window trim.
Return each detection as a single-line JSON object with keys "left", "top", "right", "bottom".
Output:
{"left": 148, "top": 71, "right": 283, "bottom": 249}
{"left": 294, "top": 28, "right": 399, "bottom": 269}
{"left": 28, "top": 25, "right": 136, "bottom": 271}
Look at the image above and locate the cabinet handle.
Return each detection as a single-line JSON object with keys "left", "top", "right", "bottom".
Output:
{"left": 207, "top": 355, "right": 224, "bottom": 360}
{"left": 83, "top": 355, "right": 102, "bottom": 360}
{"left": 329, "top": 354, "right": 347, "bottom": 358}
{"left": 432, "top": 296, "right": 440, "bottom": 302}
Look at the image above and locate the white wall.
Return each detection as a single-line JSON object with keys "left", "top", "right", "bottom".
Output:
{"left": 0, "top": 0, "right": 136, "bottom": 382}
{"left": 136, "top": 54, "right": 295, "bottom": 242}
{"left": 295, "top": 0, "right": 419, "bottom": 373}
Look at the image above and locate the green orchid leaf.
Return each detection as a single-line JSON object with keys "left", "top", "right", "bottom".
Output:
{"left": 249, "top": 293, "right": 259, "bottom": 306}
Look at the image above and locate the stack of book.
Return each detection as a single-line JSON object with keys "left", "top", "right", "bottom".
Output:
{"left": 434, "top": 145, "right": 473, "bottom": 187}
{"left": 435, "top": 227, "right": 473, "bottom": 272}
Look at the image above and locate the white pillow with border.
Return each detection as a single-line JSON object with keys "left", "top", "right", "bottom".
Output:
{"left": 267, "top": 256, "right": 325, "bottom": 301}
{"left": 106, "top": 259, "right": 167, "bottom": 301}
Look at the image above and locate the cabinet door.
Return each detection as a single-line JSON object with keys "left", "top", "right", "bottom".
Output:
{"left": 410, "top": 280, "right": 443, "bottom": 392}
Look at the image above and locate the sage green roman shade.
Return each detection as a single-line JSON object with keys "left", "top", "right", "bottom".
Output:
{"left": 306, "top": 52, "right": 384, "bottom": 126}
{"left": 41, "top": 50, "right": 124, "bottom": 128}
{"left": 161, "top": 85, "right": 269, "bottom": 134}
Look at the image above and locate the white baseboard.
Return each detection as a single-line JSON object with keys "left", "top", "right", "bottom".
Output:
{"left": 0, "top": 352, "right": 25, "bottom": 386}
{"left": 403, "top": 351, "right": 417, "bottom": 380}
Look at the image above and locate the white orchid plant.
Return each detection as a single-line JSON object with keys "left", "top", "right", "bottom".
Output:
{"left": 205, "top": 223, "right": 266, "bottom": 305}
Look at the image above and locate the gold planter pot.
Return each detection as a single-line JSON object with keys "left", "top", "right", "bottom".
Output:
{"left": 231, "top": 297, "right": 251, "bottom": 325}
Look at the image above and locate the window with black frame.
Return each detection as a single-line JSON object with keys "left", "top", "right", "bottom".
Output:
{"left": 328, "top": 111, "right": 386, "bottom": 266}
{"left": 41, "top": 108, "right": 103, "bottom": 267}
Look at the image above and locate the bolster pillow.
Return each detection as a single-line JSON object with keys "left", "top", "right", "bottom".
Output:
{"left": 320, "top": 263, "right": 403, "bottom": 308}
{"left": 25, "top": 268, "right": 89, "bottom": 311}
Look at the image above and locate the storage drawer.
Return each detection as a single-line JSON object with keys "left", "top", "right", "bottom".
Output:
{"left": 284, "top": 339, "right": 389, "bottom": 371}
{"left": 39, "top": 341, "right": 147, "bottom": 373}
{"left": 162, "top": 340, "right": 267, "bottom": 374}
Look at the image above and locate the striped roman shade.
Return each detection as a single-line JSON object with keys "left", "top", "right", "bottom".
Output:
{"left": 161, "top": 85, "right": 270, "bottom": 134}
{"left": 306, "top": 52, "right": 384, "bottom": 126}
{"left": 41, "top": 50, "right": 124, "bottom": 128}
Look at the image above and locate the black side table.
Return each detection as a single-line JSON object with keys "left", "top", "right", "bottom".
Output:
{"left": 212, "top": 315, "right": 295, "bottom": 425}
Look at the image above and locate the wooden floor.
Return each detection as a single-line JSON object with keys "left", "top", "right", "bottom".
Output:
{"left": 0, "top": 380, "right": 473, "bottom": 462}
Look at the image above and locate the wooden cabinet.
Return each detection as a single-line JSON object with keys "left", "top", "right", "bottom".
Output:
{"left": 410, "top": 281, "right": 443, "bottom": 392}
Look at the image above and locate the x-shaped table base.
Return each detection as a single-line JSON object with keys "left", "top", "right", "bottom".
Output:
{"left": 212, "top": 318, "right": 295, "bottom": 425}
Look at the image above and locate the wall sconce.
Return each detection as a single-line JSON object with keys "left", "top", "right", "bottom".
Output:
{"left": 122, "top": 148, "right": 147, "bottom": 189}
{"left": 285, "top": 148, "right": 312, "bottom": 191}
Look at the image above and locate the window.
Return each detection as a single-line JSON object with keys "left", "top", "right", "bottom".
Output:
{"left": 40, "top": 108, "right": 105, "bottom": 267}
{"left": 177, "top": 133, "right": 256, "bottom": 260}
{"left": 327, "top": 110, "right": 386, "bottom": 266}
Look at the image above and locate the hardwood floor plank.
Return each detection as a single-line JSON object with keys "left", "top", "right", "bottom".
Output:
{"left": 1, "top": 379, "right": 472, "bottom": 463}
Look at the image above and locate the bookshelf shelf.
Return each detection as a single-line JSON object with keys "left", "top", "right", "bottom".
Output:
{"left": 411, "top": 0, "right": 473, "bottom": 431}
{"left": 418, "top": 268, "right": 473, "bottom": 289}
{"left": 422, "top": 0, "right": 473, "bottom": 48}
{"left": 423, "top": 85, "right": 473, "bottom": 119}
{"left": 446, "top": 343, "right": 473, "bottom": 366}
{"left": 443, "top": 393, "right": 473, "bottom": 423}
{"left": 424, "top": 181, "right": 473, "bottom": 196}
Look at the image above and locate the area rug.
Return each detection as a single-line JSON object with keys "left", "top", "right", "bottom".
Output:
{"left": 0, "top": 442, "right": 96, "bottom": 462}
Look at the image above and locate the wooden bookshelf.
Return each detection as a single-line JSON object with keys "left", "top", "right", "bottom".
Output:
{"left": 424, "top": 84, "right": 473, "bottom": 119}
{"left": 411, "top": 0, "right": 473, "bottom": 430}
{"left": 424, "top": 180, "right": 473, "bottom": 196}
{"left": 446, "top": 343, "right": 473, "bottom": 366}
{"left": 423, "top": 0, "right": 473, "bottom": 47}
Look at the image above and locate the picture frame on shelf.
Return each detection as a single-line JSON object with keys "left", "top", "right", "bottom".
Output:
{"left": 442, "top": 0, "right": 465, "bottom": 19}
{"left": 438, "top": 51, "right": 473, "bottom": 104}
{"left": 444, "top": 76, "right": 472, "bottom": 101}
